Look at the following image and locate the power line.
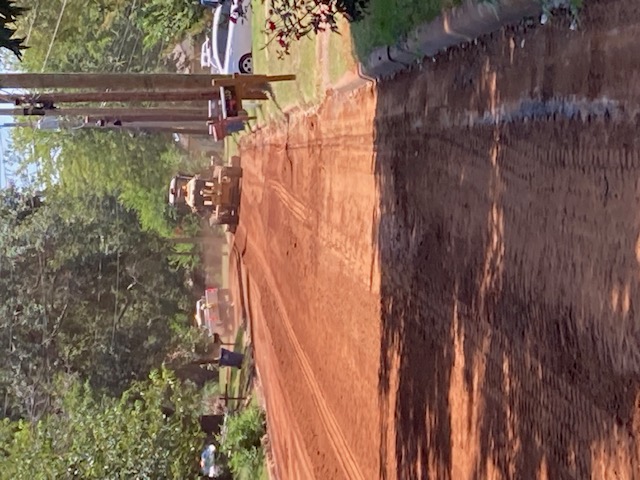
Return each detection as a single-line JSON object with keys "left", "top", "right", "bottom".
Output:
{"left": 41, "top": 0, "right": 69, "bottom": 72}
{"left": 111, "top": 0, "right": 139, "bottom": 72}
{"left": 25, "top": 0, "right": 42, "bottom": 43}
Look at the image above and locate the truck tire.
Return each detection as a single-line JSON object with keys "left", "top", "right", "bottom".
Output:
{"left": 209, "top": 209, "right": 238, "bottom": 226}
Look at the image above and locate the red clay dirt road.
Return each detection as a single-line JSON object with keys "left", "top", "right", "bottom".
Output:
{"left": 236, "top": 2, "right": 640, "bottom": 479}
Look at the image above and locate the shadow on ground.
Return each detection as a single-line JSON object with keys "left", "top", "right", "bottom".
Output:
{"left": 373, "top": 3, "right": 640, "bottom": 478}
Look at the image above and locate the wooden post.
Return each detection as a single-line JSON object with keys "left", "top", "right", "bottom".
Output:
{"left": 0, "top": 73, "right": 234, "bottom": 90}
{"left": 12, "top": 89, "right": 222, "bottom": 104}
{"left": 10, "top": 88, "right": 269, "bottom": 105}
{"left": 85, "top": 113, "right": 211, "bottom": 123}
{"left": 211, "top": 74, "right": 295, "bottom": 87}
{"left": 9, "top": 106, "right": 208, "bottom": 118}
{"left": 83, "top": 125, "right": 210, "bottom": 135}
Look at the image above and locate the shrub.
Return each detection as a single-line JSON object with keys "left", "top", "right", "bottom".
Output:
{"left": 134, "top": 0, "right": 206, "bottom": 50}
{"left": 218, "top": 405, "right": 267, "bottom": 475}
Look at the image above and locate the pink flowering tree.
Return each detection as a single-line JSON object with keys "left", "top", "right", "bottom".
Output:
{"left": 261, "top": 0, "right": 366, "bottom": 58}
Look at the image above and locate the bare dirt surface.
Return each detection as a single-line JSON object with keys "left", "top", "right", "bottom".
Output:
{"left": 225, "top": 246, "right": 245, "bottom": 341}
{"left": 237, "top": 1, "right": 640, "bottom": 478}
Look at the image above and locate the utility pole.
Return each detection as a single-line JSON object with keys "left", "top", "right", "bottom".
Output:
{"left": 10, "top": 88, "right": 268, "bottom": 105}
{"left": 83, "top": 125, "right": 210, "bottom": 135}
{"left": 100, "top": 120, "right": 208, "bottom": 129}
{"left": 9, "top": 106, "right": 212, "bottom": 123}
{"left": 0, "top": 73, "right": 236, "bottom": 90}
{"left": 12, "top": 89, "right": 218, "bottom": 104}
{"left": 8, "top": 106, "right": 208, "bottom": 118}
{"left": 84, "top": 113, "right": 211, "bottom": 123}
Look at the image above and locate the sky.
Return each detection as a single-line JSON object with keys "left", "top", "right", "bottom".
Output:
{"left": 0, "top": 115, "right": 12, "bottom": 188}
{"left": 0, "top": 46, "right": 37, "bottom": 189}
{"left": 0, "top": 109, "right": 40, "bottom": 189}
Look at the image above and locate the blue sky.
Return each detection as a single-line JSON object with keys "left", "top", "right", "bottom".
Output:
{"left": 0, "top": 114, "right": 12, "bottom": 188}
{"left": 0, "top": 109, "right": 39, "bottom": 189}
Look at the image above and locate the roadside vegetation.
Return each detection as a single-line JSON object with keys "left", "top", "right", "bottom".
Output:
{"left": 350, "top": 0, "right": 462, "bottom": 58}
{"left": 255, "top": 0, "right": 462, "bottom": 61}
{"left": 13, "top": 0, "right": 206, "bottom": 73}
{"left": 219, "top": 404, "right": 268, "bottom": 480}
{"left": 0, "top": 1, "right": 236, "bottom": 476}
{"left": 258, "top": 0, "right": 585, "bottom": 64}
{"left": 0, "top": 369, "right": 205, "bottom": 479}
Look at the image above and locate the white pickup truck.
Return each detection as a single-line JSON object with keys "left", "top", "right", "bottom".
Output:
{"left": 195, "top": 288, "right": 233, "bottom": 336}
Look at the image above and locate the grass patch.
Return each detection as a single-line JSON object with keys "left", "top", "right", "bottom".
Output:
{"left": 236, "top": 461, "right": 268, "bottom": 480}
{"left": 258, "top": 463, "right": 269, "bottom": 480}
{"left": 219, "top": 405, "right": 267, "bottom": 479}
{"left": 218, "top": 327, "right": 247, "bottom": 411}
{"left": 328, "top": 19, "right": 358, "bottom": 85}
{"left": 350, "top": 0, "right": 462, "bottom": 59}
{"left": 251, "top": 0, "right": 318, "bottom": 121}
{"left": 215, "top": 327, "right": 264, "bottom": 479}
{"left": 224, "top": 135, "right": 240, "bottom": 159}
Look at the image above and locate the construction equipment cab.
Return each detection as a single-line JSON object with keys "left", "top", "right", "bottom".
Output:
{"left": 168, "top": 165, "right": 243, "bottom": 225}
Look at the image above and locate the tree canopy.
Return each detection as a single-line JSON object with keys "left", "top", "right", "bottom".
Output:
{"left": 0, "top": 369, "right": 204, "bottom": 479}
{"left": 0, "top": 185, "right": 196, "bottom": 421}
{"left": 10, "top": 126, "right": 189, "bottom": 237}
{"left": 0, "top": 1, "right": 226, "bottom": 474}
{"left": 12, "top": 0, "right": 205, "bottom": 73}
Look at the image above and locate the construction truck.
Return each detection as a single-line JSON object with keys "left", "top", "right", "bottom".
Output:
{"left": 168, "top": 163, "right": 242, "bottom": 226}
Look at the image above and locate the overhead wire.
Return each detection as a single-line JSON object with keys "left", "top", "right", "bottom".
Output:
{"left": 25, "top": 0, "right": 42, "bottom": 44}
{"left": 111, "top": 0, "right": 139, "bottom": 72}
{"left": 41, "top": 0, "right": 69, "bottom": 72}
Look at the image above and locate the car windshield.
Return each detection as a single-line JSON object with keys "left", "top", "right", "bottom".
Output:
{"left": 210, "top": 2, "right": 231, "bottom": 73}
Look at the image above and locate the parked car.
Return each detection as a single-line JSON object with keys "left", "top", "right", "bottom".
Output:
{"left": 211, "top": 0, "right": 253, "bottom": 74}
{"left": 200, "top": 37, "right": 216, "bottom": 71}
{"left": 195, "top": 288, "right": 234, "bottom": 336}
{"left": 200, "top": 0, "right": 242, "bottom": 73}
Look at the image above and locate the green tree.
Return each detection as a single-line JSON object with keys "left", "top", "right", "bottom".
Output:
{"left": 0, "top": 369, "right": 204, "bottom": 479}
{"left": 0, "top": 186, "right": 194, "bottom": 421}
{"left": 11, "top": 127, "right": 188, "bottom": 237}
{"left": 219, "top": 405, "right": 267, "bottom": 477}
{"left": 133, "top": 0, "right": 205, "bottom": 51}
{"left": 14, "top": 0, "right": 204, "bottom": 73}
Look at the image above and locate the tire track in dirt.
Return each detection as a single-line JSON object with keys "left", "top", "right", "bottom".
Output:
{"left": 240, "top": 91, "right": 383, "bottom": 478}
{"left": 266, "top": 179, "right": 307, "bottom": 223}
{"left": 239, "top": 137, "right": 369, "bottom": 479}
{"left": 247, "top": 274, "right": 316, "bottom": 480}
{"left": 239, "top": 153, "right": 326, "bottom": 479}
{"left": 276, "top": 112, "right": 378, "bottom": 292}
{"left": 260, "top": 120, "right": 377, "bottom": 291}
{"left": 266, "top": 160, "right": 378, "bottom": 292}
{"left": 244, "top": 231, "right": 366, "bottom": 480}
